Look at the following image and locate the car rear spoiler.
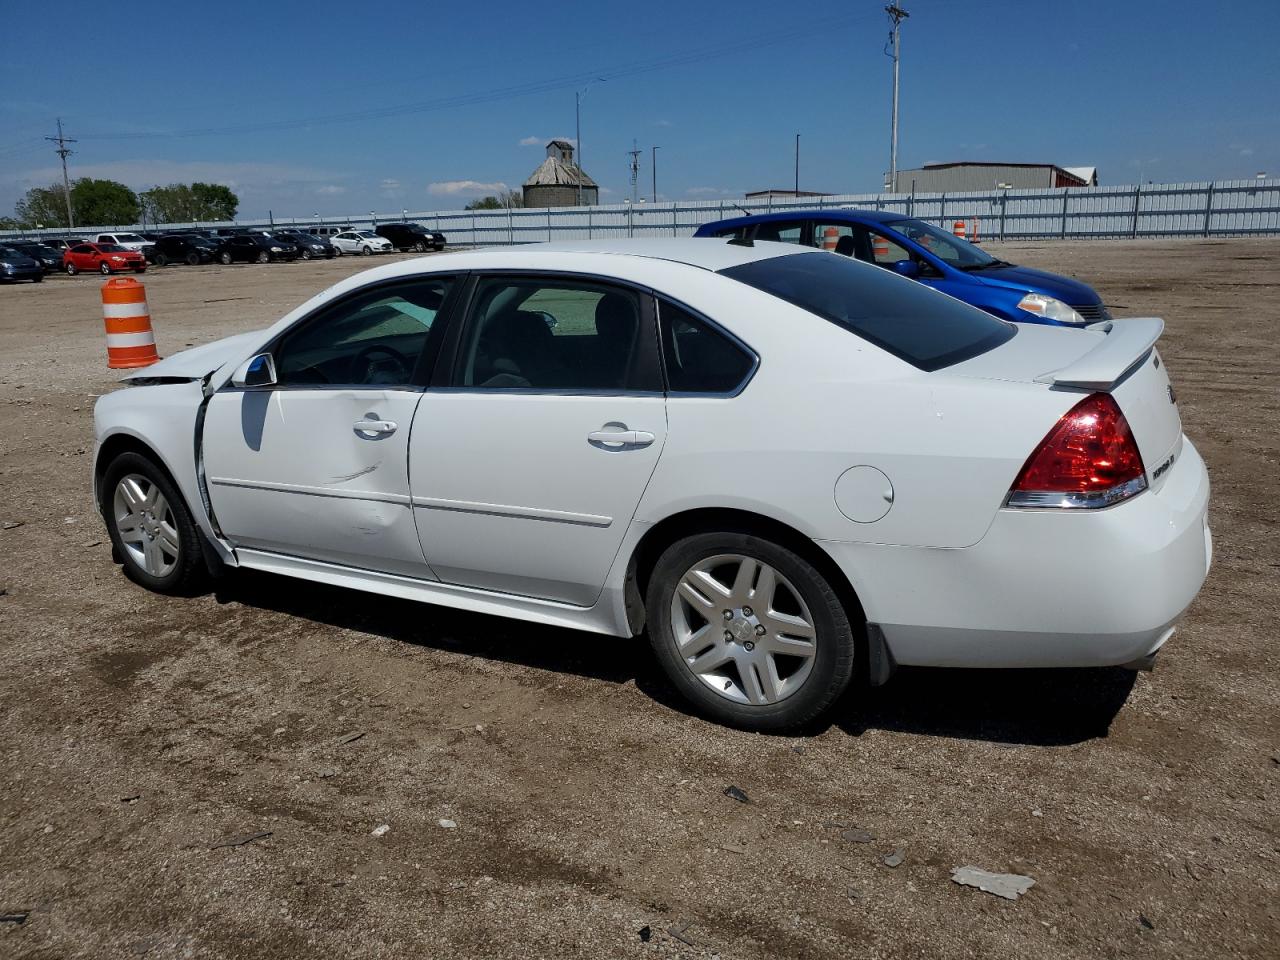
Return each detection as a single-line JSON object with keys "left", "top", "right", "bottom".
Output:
{"left": 1035, "top": 317, "right": 1164, "bottom": 391}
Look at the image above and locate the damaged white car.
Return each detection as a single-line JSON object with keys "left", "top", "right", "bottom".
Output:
{"left": 93, "top": 240, "right": 1211, "bottom": 730}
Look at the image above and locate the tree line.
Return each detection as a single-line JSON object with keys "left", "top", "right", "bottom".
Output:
{"left": 8, "top": 179, "right": 240, "bottom": 229}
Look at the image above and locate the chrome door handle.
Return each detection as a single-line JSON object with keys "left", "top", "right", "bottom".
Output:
{"left": 354, "top": 418, "right": 397, "bottom": 437}
{"left": 587, "top": 429, "right": 656, "bottom": 448}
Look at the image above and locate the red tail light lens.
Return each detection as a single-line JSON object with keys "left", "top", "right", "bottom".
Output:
{"left": 1007, "top": 393, "right": 1147, "bottom": 509}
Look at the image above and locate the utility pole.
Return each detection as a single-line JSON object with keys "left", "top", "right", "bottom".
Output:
{"left": 45, "top": 118, "right": 77, "bottom": 229}
{"left": 795, "top": 133, "right": 800, "bottom": 196}
{"left": 627, "top": 141, "right": 642, "bottom": 205}
{"left": 575, "top": 78, "right": 605, "bottom": 207}
{"left": 885, "top": 4, "right": 909, "bottom": 192}
{"left": 651, "top": 146, "right": 660, "bottom": 203}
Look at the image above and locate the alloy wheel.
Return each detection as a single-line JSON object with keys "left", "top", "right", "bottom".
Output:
{"left": 670, "top": 553, "right": 817, "bottom": 706}
{"left": 112, "top": 473, "right": 180, "bottom": 578}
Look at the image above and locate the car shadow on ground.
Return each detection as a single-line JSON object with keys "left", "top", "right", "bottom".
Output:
{"left": 213, "top": 570, "right": 1137, "bottom": 748}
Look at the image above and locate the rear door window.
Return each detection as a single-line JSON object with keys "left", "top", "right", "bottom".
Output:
{"left": 658, "top": 299, "right": 756, "bottom": 394}
{"left": 719, "top": 252, "right": 1014, "bottom": 372}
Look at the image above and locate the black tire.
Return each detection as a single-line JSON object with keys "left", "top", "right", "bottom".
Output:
{"left": 413, "top": 241, "right": 426, "bottom": 252}
{"left": 99, "top": 261, "right": 112, "bottom": 275}
{"left": 66, "top": 262, "right": 77, "bottom": 275}
{"left": 219, "top": 251, "right": 233, "bottom": 265}
{"left": 301, "top": 248, "right": 312, "bottom": 260}
{"left": 333, "top": 245, "right": 344, "bottom": 257}
{"left": 645, "top": 531, "right": 856, "bottom": 732}
{"left": 153, "top": 252, "right": 168, "bottom": 267}
{"left": 33, "top": 273, "right": 43, "bottom": 283}
{"left": 257, "top": 251, "right": 270, "bottom": 264}
{"left": 100, "top": 451, "right": 207, "bottom": 595}
{"left": 185, "top": 252, "right": 200, "bottom": 266}
{"left": 361, "top": 245, "right": 372, "bottom": 255}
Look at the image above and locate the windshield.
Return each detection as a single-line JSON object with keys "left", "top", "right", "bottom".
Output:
{"left": 884, "top": 219, "right": 998, "bottom": 269}
{"left": 356, "top": 231, "right": 380, "bottom": 239}
{"left": 719, "top": 251, "right": 1014, "bottom": 371}
{"left": 114, "top": 234, "right": 145, "bottom": 243}
{"left": 98, "top": 244, "right": 129, "bottom": 253}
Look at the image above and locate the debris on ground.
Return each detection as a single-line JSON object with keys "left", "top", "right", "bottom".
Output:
{"left": 667, "top": 921, "right": 696, "bottom": 946}
{"left": 841, "top": 828, "right": 876, "bottom": 843}
{"left": 370, "top": 824, "right": 391, "bottom": 838}
{"left": 883, "top": 848, "right": 906, "bottom": 868}
{"left": 437, "top": 819, "right": 457, "bottom": 829}
{"left": 1139, "top": 914, "right": 1156, "bottom": 930}
{"left": 210, "top": 831, "right": 272, "bottom": 850}
{"left": 336, "top": 731, "right": 365, "bottom": 745}
{"left": 950, "top": 865, "right": 1036, "bottom": 900}
{"left": 723, "top": 785, "right": 749, "bottom": 804}
{"left": 2, "top": 521, "right": 23, "bottom": 530}
{"left": 119, "top": 794, "right": 140, "bottom": 804}
{"left": 637, "top": 925, "right": 652, "bottom": 942}
{"left": 0, "top": 912, "right": 29, "bottom": 924}
{"left": 317, "top": 768, "right": 337, "bottom": 779}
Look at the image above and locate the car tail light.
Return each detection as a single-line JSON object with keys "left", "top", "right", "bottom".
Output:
{"left": 1006, "top": 393, "right": 1147, "bottom": 509}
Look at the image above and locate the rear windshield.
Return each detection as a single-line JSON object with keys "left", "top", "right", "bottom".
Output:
{"left": 718, "top": 251, "right": 1014, "bottom": 371}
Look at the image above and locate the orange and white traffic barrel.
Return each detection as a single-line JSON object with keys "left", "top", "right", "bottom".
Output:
{"left": 873, "top": 235, "right": 890, "bottom": 259}
{"left": 822, "top": 226, "right": 839, "bottom": 250}
{"left": 953, "top": 220, "right": 966, "bottom": 239}
{"left": 101, "top": 277, "right": 159, "bottom": 369}
{"left": 970, "top": 218, "right": 981, "bottom": 243}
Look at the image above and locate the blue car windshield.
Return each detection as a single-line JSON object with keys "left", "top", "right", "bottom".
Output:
{"left": 719, "top": 251, "right": 1014, "bottom": 371}
{"left": 885, "top": 218, "right": 998, "bottom": 269}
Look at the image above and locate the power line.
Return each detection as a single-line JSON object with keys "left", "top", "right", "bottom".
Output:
{"left": 885, "top": 4, "right": 910, "bottom": 191}
{"left": 75, "top": 12, "right": 880, "bottom": 143}
{"left": 44, "top": 119, "right": 76, "bottom": 229}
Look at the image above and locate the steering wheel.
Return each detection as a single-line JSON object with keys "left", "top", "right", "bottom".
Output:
{"left": 350, "top": 343, "right": 412, "bottom": 384}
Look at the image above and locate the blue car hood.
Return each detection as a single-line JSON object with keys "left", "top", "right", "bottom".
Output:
{"left": 972, "top": 264, "right": 1101, "bottom": 305}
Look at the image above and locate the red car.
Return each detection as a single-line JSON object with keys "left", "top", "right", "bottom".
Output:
{"left": 63, "top": 242, "right": 147, "bottom": 276}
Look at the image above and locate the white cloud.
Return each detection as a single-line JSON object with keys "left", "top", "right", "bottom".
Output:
{"left": 316, "top": 184, "right": 347, "bottom": 195}
{"left": 428, "top": 179, "right": 508, "bottom": 197}
{"left": 380, "top": 178, "right": 401, "bottom": 190}
{"left": 686, "top": 186, "right": 730, "bottom": 196}
{"left": 654, "top": 119, "right": 672, "bottom": 128}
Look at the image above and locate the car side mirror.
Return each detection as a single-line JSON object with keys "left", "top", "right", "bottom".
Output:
{"left": 232, "top": 353, "right": 277, "bottom": 389}
{"left": 893, "top": 259, "right": 920, "bottom": 279}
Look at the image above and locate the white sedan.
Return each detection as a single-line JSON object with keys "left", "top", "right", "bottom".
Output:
{"left": 91, "top": 239, "right": 1211, "bottom": 730}
{"left": 330, "top": 230, "right": 394, "bottom": 256}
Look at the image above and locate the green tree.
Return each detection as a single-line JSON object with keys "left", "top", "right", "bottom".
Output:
{"left": 14, "top": 184, "right": 72, "bottom": 228}
{"left": 70, "top": 178, "right": 140, "bottom": 226}
{"left": 190, "top": 182, "right": 239, "bottom": 220}
{"left": 465, "top": 195, "right": 504, "bottom": 210}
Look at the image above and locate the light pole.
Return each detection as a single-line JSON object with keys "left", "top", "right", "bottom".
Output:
{"left": 651, "top": 146, "right": 660, "bottom": 203}
{"left": 575, "top": 78, "right": 606, "bottom": 206}
{"left": 886, "top": 4, "right": 909, "bottom": 191}
{"left": 794, "top": 134, "right": 800, "bottom": 196}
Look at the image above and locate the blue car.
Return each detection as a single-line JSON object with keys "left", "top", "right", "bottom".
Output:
{"left": 693, "top": 210, "right": 1110, "bottom": 326}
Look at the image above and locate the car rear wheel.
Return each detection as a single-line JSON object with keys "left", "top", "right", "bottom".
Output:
{"left": 185, "top": 252, "right": 200, "bottom": 266}
{"left": 102, "top": 452, "right": 206, "bottom": 595}
{"left": 333, "top": 245, "right": 343, "bottom": 257}
{"left": 219, "top": 251, "right": 233, "bottom": 265}
{"left": 99, "top": 261, "right": 112, "bottom": 275}
{"left": 153, "top": 253, "right": 168, "bottom": 267}
{"left": 645, "top": 531, "right": 856, "bottom": 731}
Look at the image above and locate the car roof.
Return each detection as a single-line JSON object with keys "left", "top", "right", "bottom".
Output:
{"left": 699, "top": 207, "right": 910, "bottom": 230}
{"left": 503, "top": 238, "right": 814, "bottom": 272}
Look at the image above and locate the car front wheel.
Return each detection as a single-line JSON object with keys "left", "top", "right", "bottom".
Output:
{"left": 219, "top": 251, "right": 233, "bottom": 265}
{"left": 361, "top": 245, "right": 372, "bottom": 255}
{"left": 99, "top": 261, "right": 112, "bottom": 275}
{"left": 646, "top": 531, "right": 856, "bottom": 731}
{"left": 102, "top": 452, "right": 206, "bottom": 595}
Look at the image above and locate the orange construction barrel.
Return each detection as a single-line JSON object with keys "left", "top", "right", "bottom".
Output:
{"left": 873, "top": 235, "right": 890, "bottom": 260}
{"left": 822, "top": 226, "right": 839, "bottom": 251}
{"left": 101, "top": 277, "right": 159, "bottom": 368}
{"left": 952, "top": 220, "right": 966, "bottom": 239}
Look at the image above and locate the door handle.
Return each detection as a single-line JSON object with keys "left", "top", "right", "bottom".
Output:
{"left": 587, "top": 428, "right": 656, "bottom": 449}
{"left": 354, "top": 418, "right": 397, "bottom": 437}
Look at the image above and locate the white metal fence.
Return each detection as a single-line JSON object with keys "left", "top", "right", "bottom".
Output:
{"left": 5, "top": 179, "right": 1278, "bottom": 246}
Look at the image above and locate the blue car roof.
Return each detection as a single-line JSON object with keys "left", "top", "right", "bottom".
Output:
{"left": 693, "top": 208, "right": 910, "bottom": 234}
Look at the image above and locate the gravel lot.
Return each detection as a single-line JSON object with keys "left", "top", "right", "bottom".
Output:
{"left": 0, "top": 240, "right": 1276, "bottom": 959}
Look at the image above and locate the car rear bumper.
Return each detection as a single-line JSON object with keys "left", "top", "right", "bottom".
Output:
{"left": 820, "top": 437, "right": 1212, "bottom": 669}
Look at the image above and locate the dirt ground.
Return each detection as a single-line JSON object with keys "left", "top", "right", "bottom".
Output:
{"left": 0, "top": 239, "right": 1276, "bottom": 959}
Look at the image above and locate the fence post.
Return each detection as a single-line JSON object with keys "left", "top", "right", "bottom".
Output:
{"left": 1129, "top": 185, "right": 1142, "bottom": 239}
{"left": 672, "top": 202, "right": 678, "bottom": 237}
{"left": 471, "top": 211, "right": 476, "bottom": 247}
{"left": 998, "top": 190, "right": 1007, "bottom": 240}
{"left": 547, "top": 209, "right": 552, "bottom": 242}
{"left": 1202, "top": 182, "right": 1215, "bottom": 238}
{"left": 1060, "top": 189, "right": 1069, "bottom": 239}
{"left": 508, "top": 204, "right": 513, "bottom": 245}
{"left": 939, "top": 192, "right": 946, "bottom": 223}
{"left": 587, "top": 205, "right": 592, "bottom": 240}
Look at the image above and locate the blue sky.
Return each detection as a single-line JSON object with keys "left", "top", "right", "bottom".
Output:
{"left": 2, "top": 0, "right": 1277, "bottom": 220}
